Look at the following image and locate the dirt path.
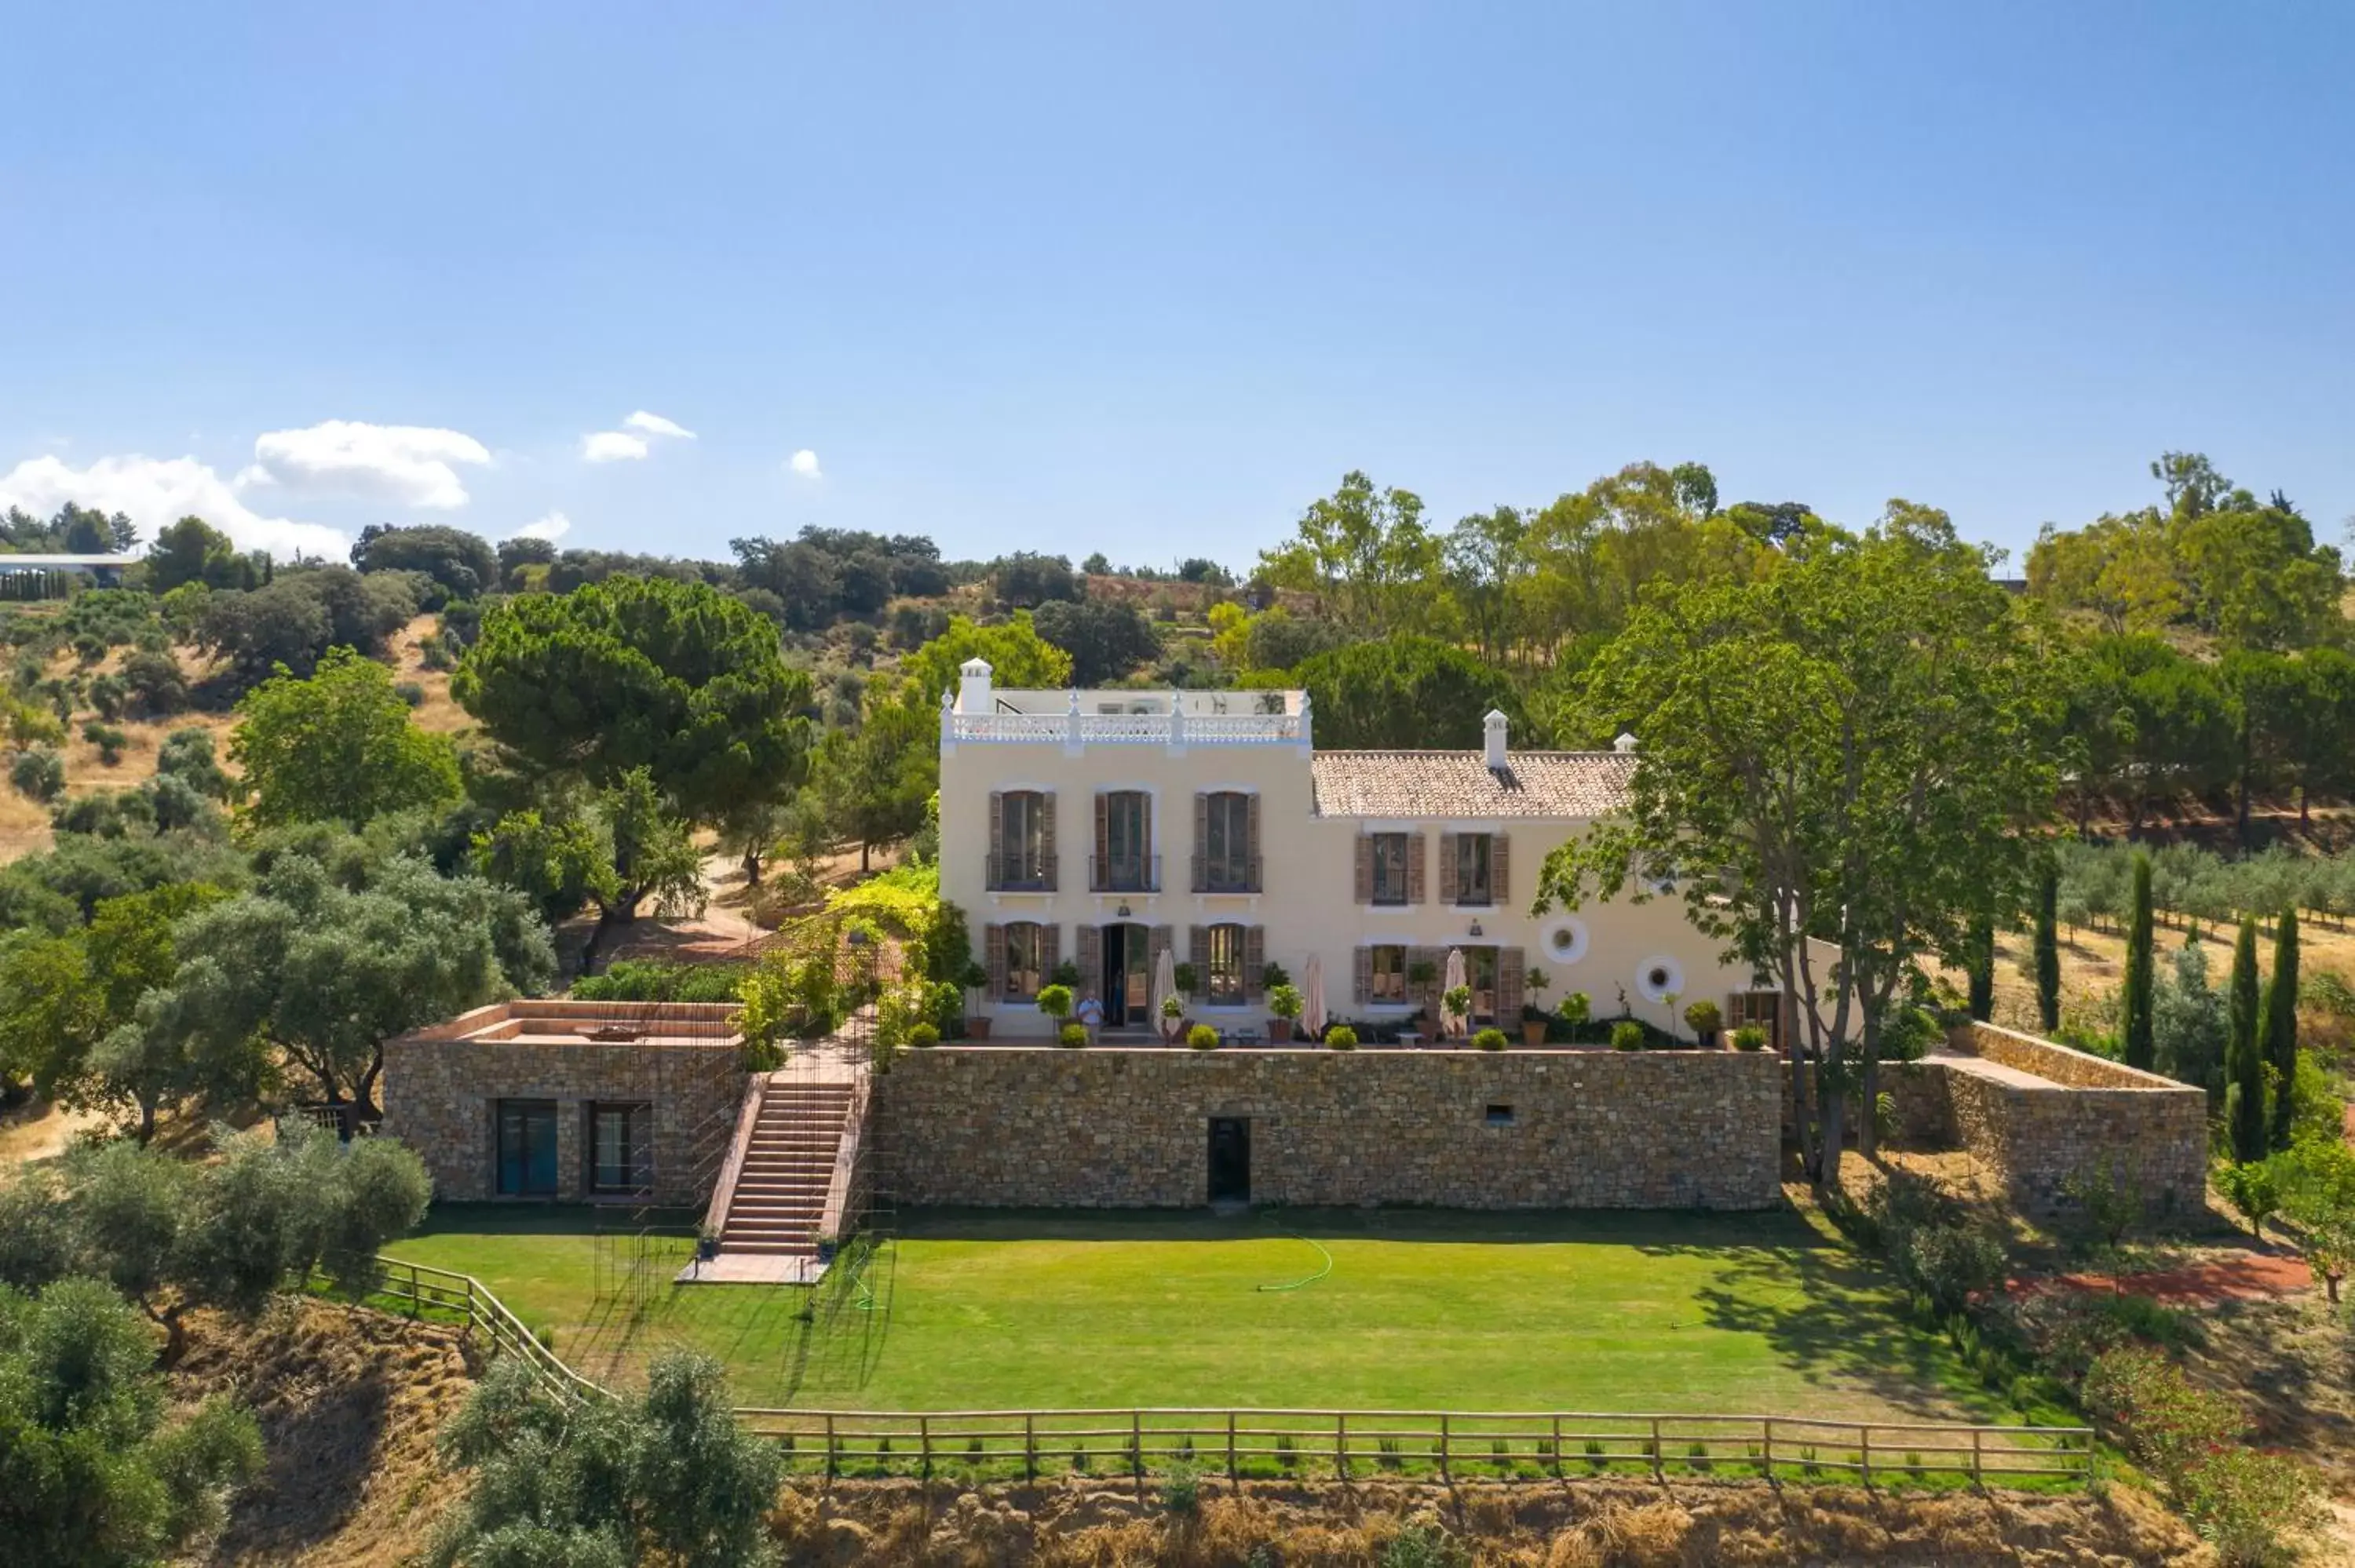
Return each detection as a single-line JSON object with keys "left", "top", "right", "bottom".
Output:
{"left": 0, "top": 1096, "right": 108, "bottom": 1164}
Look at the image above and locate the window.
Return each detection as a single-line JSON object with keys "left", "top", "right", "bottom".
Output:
{"left": 1003, "top": 921, "right": 1046, "bottom": 1000}
{"left": 588, "top": 1102, "right": 652, "bottom": 1195}
{"left": 1207, "top": 923, "right": 1246, "bottom": 1005}
{"left": 1370, "top": 943, "right": 1408, "bottom": 1004}
{"left": 495, "top": 1099, "right": 558, "bottom": 1197}
{"left": 998, "top": 790, "right": 1048, "bottom": 888}
{"left": 1200, "top": 792, "right": 1254, "bottom": 892}
{"left": 1485, "top": 1103, "right": 1515, "bottom": 1126}
{"left": 1100, "top": 790, "right": 1152, "bottom": 891}
{"left": 1455, "top": 833, "right": 1493, "bottom": 906}
{"left": 1370, "top": 832, "right": 1410, "bottom": 905}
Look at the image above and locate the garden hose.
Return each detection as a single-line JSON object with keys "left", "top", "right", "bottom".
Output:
{"left": 1254, "top": 1233, "right": 1334, "bottom": 1293}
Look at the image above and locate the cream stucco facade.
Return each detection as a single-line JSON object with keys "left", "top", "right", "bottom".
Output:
{"left": 937, "top": 662, "right": 1776, "bottom": 1043}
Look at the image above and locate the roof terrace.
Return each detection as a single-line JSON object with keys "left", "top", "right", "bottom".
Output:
{"left": 940, "top": 659, "right": 1310, "bottom": 749}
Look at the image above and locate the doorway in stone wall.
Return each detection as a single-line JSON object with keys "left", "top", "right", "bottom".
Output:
{"left": 1207, "top": 1117, "right": 1251, "bottom": 1204}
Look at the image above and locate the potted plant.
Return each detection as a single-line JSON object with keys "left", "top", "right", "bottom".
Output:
{"left": 1732, "top": 1024, "right": 1768, "bottom": 1052}
{"left": 1174, "top": 961, "right": 1200, "bottom": 1000}
{"left": 1442, "top": 984, "right": 1473, "bottom": 1041}
{"left": 908, "top": 1022, "right": 940, "bottom": 1048}
{"left": 1519, "top": 1004, "right": 1550, "bottom": 1048}
{"left": 696, "top": 1224, "right": 721, "bottom": 1262}
{"left": 1326, "top": 1026, "right": 1358, "bottom": 1052}
{"left": 1050, "top": 960, "right": 1083, "bottom": 991}
{"left": 1266, "top": 983, "right": 1304, "bottom": 1042}
{"left": 1557, "top": 990, "right": 1591, "bottom": 1044}
{"left": 1472, "top": 1026, "right": 1508, "bottom": 1052}
{"left": 1057, "top": 1022, "right": 1089, "bottom": 1048}
{"left": 1187, "top": 1023, "right": 1219, "bottom": 1051}
{"left": 1406, "top": 958, "right": 1439, "bottom": 993}
{"left": 958, "top": 959, "right": 992, "bottom": 1041}
{"left": 1682, "top": 999, "right": 1723, "bottom": 1049}
{"left": 1035, "top": 982, "right": 1075, "bottom": 1041}
{"left": 815, "top": 1232, "right": 839, "bottom": 1264}
{"left": 1261, "top": 961, "right": 1291, "bottom": 991}
{"left": 1159, "top": 992, "right": 1185, "bottom": 1045}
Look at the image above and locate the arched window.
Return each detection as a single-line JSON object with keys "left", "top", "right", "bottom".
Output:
{"left": 1207, "top": 923, "right": 1247, "bottom": 1005}
{"left": 1003, "top": 921, "right": 1047, "bottom": 999}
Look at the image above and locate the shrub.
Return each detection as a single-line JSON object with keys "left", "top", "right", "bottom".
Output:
{"left": 907, "top": 1023, "right": 940, "bottom": 1048}
{"left": 2219, "top": 1159, "right": 2281, "bottom": 1238}
{"left": 1471, "top": 1026, "right": 1507, "bottom": 1052}
{"left": 1158, "top": 1466, "right": 1199, "bottom": 1516}
{"left": 1034, "top": 983, "right": 1075, "bottom": 1021}
{"left": 1378, "top": 1523, "right": 1468, "bottom": 1568}
{"left": 2081, "top": 1346, "right": 2243, "bottom": 1490}
{"left": 1611, "top": 1021, "right": 1645, "bottom": 1052}
{"left": 2180, "top": 1446, "right": 2325, "bottom": 1567}
{"left": 1732, "top": 1023, "right": 1767, "bottom": 1051}
{"left": 1188, "top": 1024, "right": 1218, "bottom": 1051}
{"left": 81, "top": 720, "right": 127, "bottom": 764}
{"left": 1266, "top": 983, "right": 1304, "bottom": 1020}
{"left": 1683, "top": 999, "right": 1722, "bottom": 1035}
{"left": 9, "top": 746, "right": 64, "bottom": 801}
{"left": 393, "top": 679, "right": 426, "bottom": 707}
{"left": 1326, "top": 1026, "right": 1358, "bottom": 1051}
{"left": 1557, "top": 990, "right": 1591, "bottom": 1027}
{"left": 1057, "top": 1023, "right": 1088, "bottom": 1048}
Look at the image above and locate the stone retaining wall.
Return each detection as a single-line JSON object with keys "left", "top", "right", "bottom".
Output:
{"left": 381, "top": 1037, "right": 742, "bottom": 1205}
{"left": 874, "top": 1047, "right": 1784, "bottom": 1210}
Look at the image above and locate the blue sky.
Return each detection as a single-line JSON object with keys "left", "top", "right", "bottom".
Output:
{"left": 3, "top": 2, "right": 2349, "bottom": 567}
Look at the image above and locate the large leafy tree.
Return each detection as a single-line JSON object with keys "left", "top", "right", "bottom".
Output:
{"left": 895, "top": 611, "right": 1072, "bottom": 710}
{"left": 1030, "top": 596, "right": 1160, "bottom": 686}
{"left": 231, "top": 647, "right": 462, "bottom": 828}
{"left": 1535, "top": 516, "right": 2062, "bottom": 1190}
{"left": 126, "top": 854, "right": 553, "bottom": 1118}
{"left": 1257, "top": 471, "right": 1449, "bottom": 638}
{"left": 1295, "top": 635, "right": 1522, "bottom": 750}
{"left": 473, "top": 769, "right": 705, "bottom": 975}
{"left": 812, "top": 703, "right": 936, "bottom": 872}
{"left": 453, "top": 574, "right": 812, "bottom": 827}
{"left": 349, "top": 523, "right": 498, "bottom": 603}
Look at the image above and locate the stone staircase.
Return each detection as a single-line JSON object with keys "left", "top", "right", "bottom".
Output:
{"left": 717, "top": 1081, "right": 855, "bottom": 1257}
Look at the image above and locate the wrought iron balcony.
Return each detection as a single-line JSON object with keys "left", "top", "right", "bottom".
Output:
{"left": 1088, "top": 854, "right": 1161, "bottom": 894}
{"left": 984, "top": 852, "right": 1056, "bottom": 892}
{"left": 1191, "top": 855, "right": 1263, "bottom": 895}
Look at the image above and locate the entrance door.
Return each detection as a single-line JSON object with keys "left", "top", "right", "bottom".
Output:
{"left": 1207, "top": 1117, "right": 1251, "bottom": 1203}
{"left": 1101, "top": 923, "right": 1151, "bottom": 1027}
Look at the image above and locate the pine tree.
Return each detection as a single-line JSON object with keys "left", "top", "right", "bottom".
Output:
{"left": 1965, "top": 913, "right": 1995, "bottom": 1022}
{"left": 2225, "top": 914, "right": 2267, "bottom": 1163}
{"left": 2258, "top": 906, "right": 2299, "bottom": 1151}
{"left": 2120, "top": 851, "right": 2156, "bottom": 1069}
{"left": 2034, "top": 862, "right": 2061, "bottom": 1034}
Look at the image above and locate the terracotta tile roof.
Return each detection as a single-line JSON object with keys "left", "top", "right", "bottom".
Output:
{"left": 1309, "top": 750, "right": 1635, "bottom": 819}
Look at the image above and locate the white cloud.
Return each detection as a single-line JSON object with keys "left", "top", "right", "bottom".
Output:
{"left": 243, "top": 419, "right": 491, "bottom": 509}
{"left": 582, "top": 431, "right": 649, "bottom": 463}
{"left": 0, "top": 453, "right": 348, "bottom": 559}
{"left": 622, "top": 410, "right": 696, "bottom": 440}
{"left": 512, "top": 510, "right": 571, "bottom": 542}
{"left": 787, "top": 448, "right": 821, "bottom": 479}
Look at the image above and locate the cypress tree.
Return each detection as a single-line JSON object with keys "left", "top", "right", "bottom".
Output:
{"left": 2226, "top": 914, "right": 2267, "bottom": 1163}
{"left": 2259, "top": 906, "right": 2300, "bottom": 1151}
{"left": 2120, "top": 851, "right": 2156, "bottom": 1070}
{"left": 2034, "top": 862, "right": 2061, "bottom": 1034}
{"left": 1965, "top": 913, "right": 1995, "bottom": 1022}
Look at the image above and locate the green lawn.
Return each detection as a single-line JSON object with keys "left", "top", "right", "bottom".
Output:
{"left": 382, "top": 1204, "right": 2005, "bottom": 1422}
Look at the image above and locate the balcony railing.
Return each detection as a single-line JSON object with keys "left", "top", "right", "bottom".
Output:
{"left": 984, "top": 852, "right": 1056, "bottom": 892}
{"left": 1192, "top": 854, "right": 1263, "bottom": 895}
{"left": 1089, "top": 854, "right": 1161, "bottom": 894}
{"left": 944, "top": 709, "right": 1305, "bottom": 747}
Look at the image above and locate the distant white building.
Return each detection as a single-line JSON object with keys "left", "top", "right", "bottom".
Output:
{"left": 0, "top": 553, "right": 141, "bottom": 599}
{"left": 937, "top": 660, "right": 1780, "bottom": 1044}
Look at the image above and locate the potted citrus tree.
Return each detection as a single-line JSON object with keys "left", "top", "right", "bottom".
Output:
{"left": 1159, "top": 993, "right": 1185, "bottom": 1045}
{"left": 1266, "top": 982, "right": 1304, "bottom": 1043}
{"left": 1035, "top": 982, "right": 1075, "bottom": 1044}
{"left": 1442, "top": 984, "right": 1473, "bottom": 1043}
{"left": 1682, "top": 998, "right": 1724, "bottom": 1049}
{"left": 1557, "top": 990, "right": 1591, "bottom": 1045}
{"left": 959, "top": 959, "right": 991, "bottom": 1041}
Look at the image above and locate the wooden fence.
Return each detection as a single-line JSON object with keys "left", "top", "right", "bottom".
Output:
{"left": 355, "top": 1257, "right": 2090, "bottom": 1486}
{"left": 732, "top": 1407, "right": 2093, "bottom": 1486}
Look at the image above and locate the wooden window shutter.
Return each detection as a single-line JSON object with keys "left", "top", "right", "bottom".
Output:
{"left": 1039, "top": 792, "right": 1058, "bottom": 890}
{"left": 1438, "top": 832, "right": 1459, "bottom": 903}
{"left": 1041, "top": 922, "right": 1061, "bottom": 980}
{"left": 1093, "top": 793, "right": 1108, "bottom": 890}
{"left": 1353, "top": 836, "right": 1373, "bottom": 903}
{"left": 1408, "top": 945, "right": 1441, "bottom": 1013}
{"left": 1075, "top": 924, "right": 1101, "bottom": 1000}
{"left": 1246, "top": 793, "right": 1261, "bottom": 889}
{"left": 1244, "top": 926, "right": 1266, "bottom": 1003}
{"left": 988, "top": 792, "right": 1005, "bottom": 882}
{"left": 1353, "top": 946, "right": 1373, "bottom": 1005}
{"left": 1498, "top": 946, "right": 1526, "bottom": 1019}
{"left": 1406, "top": 832, "right": 1427, "bottom": 904}
{"left": 1493, "top": 832, "right": 1510, "bottom": 905}
{"left": 1192, "top": 791, "right": 1209, "bottom": 890}
{"left": 985, "top": 922, "right": 1007, "bottom": 996}
{"left": 1188, "top": 924, "right": 1208, "bottom": 980}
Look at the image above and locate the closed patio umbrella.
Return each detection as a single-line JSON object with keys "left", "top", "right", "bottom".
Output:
{"left": 1152, "top": 944, "right": 1178, "bottom": 1043}
{"left": 1301, "top": 952, "right": 1327, "bottom": 1041}
{"left": 1442, "top": 947, "right": 1469, "bottom": 1041}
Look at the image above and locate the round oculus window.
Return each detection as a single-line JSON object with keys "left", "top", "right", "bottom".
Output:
{"left": 1635, "top": 957, "right": 1686, "bottom": 1003}
{"left": 1540, "top": 917, "right": 1589, "bottom": 965}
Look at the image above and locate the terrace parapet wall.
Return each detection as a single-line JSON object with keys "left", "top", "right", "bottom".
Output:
{"left": 873, "top": 1047, "right": 1783, "bottom": 1211}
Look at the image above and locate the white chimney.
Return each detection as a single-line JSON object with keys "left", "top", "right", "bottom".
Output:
{"left": 957, "top": 658, "right": 995, "bottom": 716}
{"left": 1613, "top": 731, "right": 1639, "bottom": 753}
{"left": 1483, "top": 709, "right": 1510, "bottom": 771}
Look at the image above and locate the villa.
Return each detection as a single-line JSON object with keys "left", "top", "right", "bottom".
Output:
{"left": 937, "top": 658, "right": 1780, "bottom": 1045}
